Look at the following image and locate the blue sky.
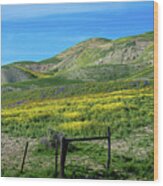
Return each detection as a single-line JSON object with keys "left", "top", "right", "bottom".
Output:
{"left": 1, "top": 1, "right": 154, "bottom": 65}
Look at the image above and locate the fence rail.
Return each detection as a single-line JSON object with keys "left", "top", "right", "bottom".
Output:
{"left": 54, "top": 127, "right": 111, "bottom": 178}
{"left": 66, "top": 136, "right": 109, "bottom": 142}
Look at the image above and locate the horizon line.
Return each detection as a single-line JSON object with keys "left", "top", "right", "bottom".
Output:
{"left": 2, "top": 30, "right": 154, "bottom": 66}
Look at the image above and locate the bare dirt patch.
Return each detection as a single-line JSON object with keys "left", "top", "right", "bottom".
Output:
{"left": 1, "top": 133, "right": 38, "bottom": 174}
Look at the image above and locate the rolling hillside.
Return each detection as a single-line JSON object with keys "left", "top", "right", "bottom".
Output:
{"left": 2, "top": 32, "right": 154, "bottom": 87}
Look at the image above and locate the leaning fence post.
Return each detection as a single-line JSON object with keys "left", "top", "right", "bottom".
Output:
{"left": 20, "top": 141, "right": 29, "bottom": 173}
{"left": 60, "top": 136, "right": 68, "bottom": 178}
{"left": 107, "top": 127, "right": 111, "bottom": 169}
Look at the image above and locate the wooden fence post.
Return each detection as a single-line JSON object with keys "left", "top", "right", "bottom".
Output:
{"left": 107, "top": 127, "right": 111, "bottom": 169}
{"left": 60, "top": 137, "right": 68, "bottom": 178}
{"left": 57, "top": 127, "right": 111, "bottom": 177}
{"left": 54, "top": 138, "right": 59, "bottom": 177}
{"left": 20, "top": 141, "right": 29, "bottom": 173}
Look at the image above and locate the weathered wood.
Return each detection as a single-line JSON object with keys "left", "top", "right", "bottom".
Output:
{"left": 60, "top": 137, "right": 68, "bottom": 178}
{"left": 106, "top": 127, "right": 111, "bottom": 169}
{"left": 54, "top": 139, "right": 59, "bottom": 177}
{"left": 20, "top": 141, "right": 29, "bottom": 173}
{"left": 59, "top": 128, "right": 111, "bottom": 178}
{"left": 66, "top": 136, "right": 108, "bottom": 142}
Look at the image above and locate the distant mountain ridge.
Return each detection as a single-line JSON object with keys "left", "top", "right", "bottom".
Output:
{"left": 2, "top": 32, "right": 154, "bottom": 85}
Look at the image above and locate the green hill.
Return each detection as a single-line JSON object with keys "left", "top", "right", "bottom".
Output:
{"left": 2, "top": 32, "right": 153, "bottom": 87}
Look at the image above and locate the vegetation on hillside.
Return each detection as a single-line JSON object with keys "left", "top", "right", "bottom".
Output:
{"left": 2, "top": 32, "right": 153, "bottom": 85}
{"left": 1, "top": 32, "right": 154, "bottom": 180}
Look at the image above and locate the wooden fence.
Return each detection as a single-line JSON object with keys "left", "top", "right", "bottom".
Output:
{"left": 54, "top": 127, "right": 111, "bottom": 178}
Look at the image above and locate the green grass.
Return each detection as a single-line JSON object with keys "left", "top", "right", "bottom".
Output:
{"left": 39, "top": 56, "right": 62, "bottom": 65}
{"left": 2, "top": 79, "right": 153, "bottom": 108}
{"left": 2, "top": 82, "right": 154, "bottom": 180}
{"left": 2, "top": 75, "right": 83, "bottom": 90}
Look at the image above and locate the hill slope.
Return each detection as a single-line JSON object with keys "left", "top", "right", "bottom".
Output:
{"left": 2, "top": 32, "right": 153, "bottom": 86}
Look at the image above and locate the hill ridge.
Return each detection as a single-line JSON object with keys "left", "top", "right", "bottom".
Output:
{"left": 2, "top": 31, "right": 154, "bottom": 85}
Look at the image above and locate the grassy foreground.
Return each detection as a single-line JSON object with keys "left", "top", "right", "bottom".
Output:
{"left": 1, "top": 80, "right": 154, "bottom": 180}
